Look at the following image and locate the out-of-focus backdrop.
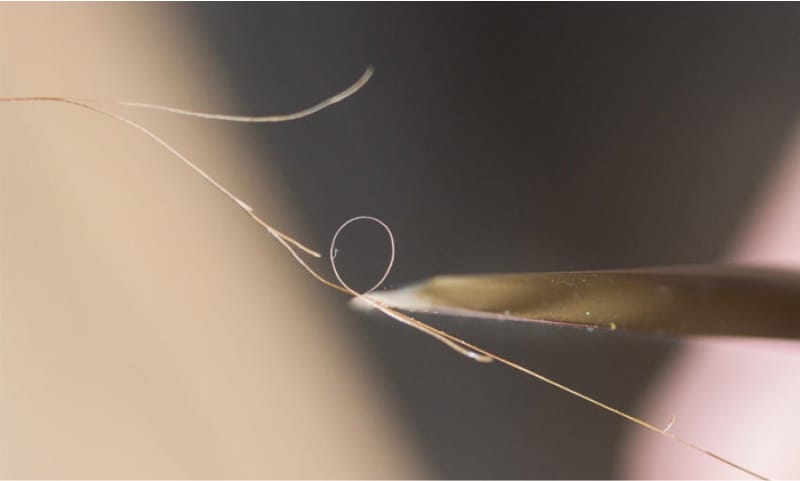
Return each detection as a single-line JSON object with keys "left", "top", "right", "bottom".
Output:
{"left": 2, "top": 4, "right": 800, "bottom": 478}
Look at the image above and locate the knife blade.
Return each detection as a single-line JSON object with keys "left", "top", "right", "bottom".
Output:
{"left": 363, "top": 265, "right": 800, "bottom": 339}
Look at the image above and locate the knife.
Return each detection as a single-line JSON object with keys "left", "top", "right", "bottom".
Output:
{"left": 363, "top": 265, "right": 800, "bottom": 339}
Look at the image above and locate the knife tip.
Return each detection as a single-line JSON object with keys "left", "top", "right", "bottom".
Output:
{"left": 349, "top": 283, "right": 430, "bottom": 312}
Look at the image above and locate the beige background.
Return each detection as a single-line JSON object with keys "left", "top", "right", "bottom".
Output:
{"left": 0, "top": 4, "right": 423, "bottom": 478}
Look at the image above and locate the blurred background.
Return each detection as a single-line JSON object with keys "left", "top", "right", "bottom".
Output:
{"left": 2, "top": 4, "right": 800, "bottom": 479}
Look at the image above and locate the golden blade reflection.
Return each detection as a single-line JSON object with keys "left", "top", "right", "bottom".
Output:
{"left": 369, "top": 265, "right": 800, "bottom": 339}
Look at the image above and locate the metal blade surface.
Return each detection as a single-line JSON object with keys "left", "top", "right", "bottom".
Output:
{"left": 366, "top": 265, "right": 800, "bottom": 339}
